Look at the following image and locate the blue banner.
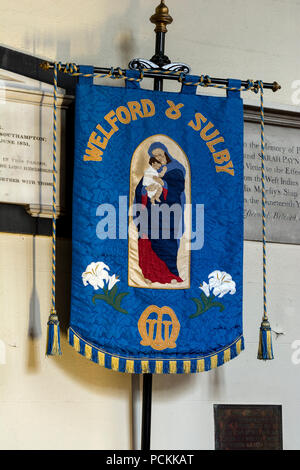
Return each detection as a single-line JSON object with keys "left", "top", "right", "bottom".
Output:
{"left": 69, "top": 68, "right": 244, "bottom": 374}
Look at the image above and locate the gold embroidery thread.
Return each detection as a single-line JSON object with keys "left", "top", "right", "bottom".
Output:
{"left": 138, "top": 305, "right": 180, "bottom": 351}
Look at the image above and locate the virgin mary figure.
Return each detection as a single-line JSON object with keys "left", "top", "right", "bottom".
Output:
{"left": 134, "top": 141, "right": 186, "bottom": 285}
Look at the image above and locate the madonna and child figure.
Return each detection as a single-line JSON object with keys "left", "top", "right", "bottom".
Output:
{"left": 142, "top": 156, "right": 167, "bottom": 205}
{"left": 133, "top": 141, "right": 187, "bottom": 286}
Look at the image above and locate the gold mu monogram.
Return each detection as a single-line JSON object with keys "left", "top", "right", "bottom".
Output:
{"left": 138, "top": 305, "right": 180, "bottom": 351}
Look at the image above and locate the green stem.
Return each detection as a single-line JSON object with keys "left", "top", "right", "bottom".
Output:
{"left": 189, "top": 294, "right": 224, "bottom": 318}
{"left": 93, "top": 287, "right": 128, "bottom": 314}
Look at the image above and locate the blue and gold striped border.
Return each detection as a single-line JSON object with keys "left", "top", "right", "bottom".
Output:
{"left": 68, "top": 327, "right": 244, "bottom": 374}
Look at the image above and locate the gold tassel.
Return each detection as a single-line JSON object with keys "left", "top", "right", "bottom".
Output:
{"left": 257, "top": 319, "right": 274, "bottom": 360}
{"left": 46, "top": 309, "right": 62, "bottom": 356}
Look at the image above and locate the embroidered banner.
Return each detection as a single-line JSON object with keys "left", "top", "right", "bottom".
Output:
{"left": 69, "top": 68, "right": 244, "bottom": 374}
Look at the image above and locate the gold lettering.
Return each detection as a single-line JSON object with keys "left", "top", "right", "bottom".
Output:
{"left": 206, "top": 136, "right": 224, "bottom": 153}
{"left": 83, "top": 141, "right": 103, "bottom": 161}
{"left": 127, "top": 100, "right": 144, "bottom": 120}
{"left": 84, "top": 100, "right": 156, "bottom": 163}
{"left": 188, "top": 112, "right": 207, "bottom": 131}
{"left": 90, "top": 130, "right": 108, "bottom": 150}
{"left": 200, "top": 122, "right": 220, "bottom": 141}
{"left": 141, "top": 99, "right": 155, "bottom": 117}
{"left": 165, "top": 100, "right": 184, "bottom": 120}
{"left": 213, "top": 149, "right": 231, "bottom": 165}
{"left": 116, "top": 106, "right": 131, "bottom": 124}
{"left": 215, "top": 160, "right": 235, "bottom": 176}
{"left": 96, "top": 123, "right": 114, "bottom": 140}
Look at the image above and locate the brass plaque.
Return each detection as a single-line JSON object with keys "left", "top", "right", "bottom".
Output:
{"left": 214, "top": 404, "right": 283, "bottom": 450}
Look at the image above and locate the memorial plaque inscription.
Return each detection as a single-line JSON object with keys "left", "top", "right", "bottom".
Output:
{"left": 214, "top": 404, "right": 283, "bottom": 450}
{"left": 244, "top": 106, "right": 300, "bottom": 244}
{"left": 0, "top": 70, "right": 72, "bottom": 217}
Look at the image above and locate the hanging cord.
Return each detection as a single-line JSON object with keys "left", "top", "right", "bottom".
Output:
{"left": 46, "top": 62, "right": 62, "bottom": 356}
{"left": 178, "top": 75, "right": 258, "bottom": 93}
{"left": 257, "top": 80, "right": 273, "bottom": 360}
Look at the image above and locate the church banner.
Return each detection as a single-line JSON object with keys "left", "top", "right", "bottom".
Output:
{"left": 68, "top": 67, "right": 244, "bottom": 374}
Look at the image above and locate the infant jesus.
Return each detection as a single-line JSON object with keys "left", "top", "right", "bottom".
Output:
{"left": 142, "top": 156, "right": 167, "bottom": 205}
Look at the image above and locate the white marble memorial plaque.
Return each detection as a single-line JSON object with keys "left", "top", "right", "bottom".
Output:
{"left": 0, "top": 69, "right": 72, "bottom": 217}
{"left": 244, "top": 105, "right": 300, "bottom": 243}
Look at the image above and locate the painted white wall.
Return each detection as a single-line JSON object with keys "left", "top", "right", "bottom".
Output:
{"left": 1, "top": 0, "right": 299, "bottom": 105}
{"left": 149, "top": 241, "right": 300, "bottom": 450}
{"left": 0, "top": 234, "right": 131, "bottom": 450}
{"left": 1, "top": 0, "right": 300, "bottom": 450}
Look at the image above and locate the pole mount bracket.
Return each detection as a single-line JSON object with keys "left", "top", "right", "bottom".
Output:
{"left": 128, "top": 58, "right": 190, "bottom": 74}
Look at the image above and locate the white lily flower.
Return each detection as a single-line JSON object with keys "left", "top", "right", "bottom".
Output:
{"left": 107, "top": 274, "right": 120, "bottom": 291}
{"left": 199, "top": 281, "right": 210, "bottom": 297}
{"left": 208, "top": 270, "right": 236, "bottom": 298}
{"left": 82, "top": 261, "right": 110, "bottom": 290}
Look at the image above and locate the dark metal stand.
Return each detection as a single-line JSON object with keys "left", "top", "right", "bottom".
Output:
{"left": 141, "top": 1, "right": 172, "bottom": 451}
{"left": 141, "top": 373, "right": 153, "bottom": 450}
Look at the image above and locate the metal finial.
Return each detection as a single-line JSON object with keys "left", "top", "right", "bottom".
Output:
{"left": 150, "top": 0, "right": 173, "bottom": 33}
{"left": 272, "top": 81, "right": 281, "bottom": 92}
{"left": 40, "top": 61, "right": 50, "bottom": 71}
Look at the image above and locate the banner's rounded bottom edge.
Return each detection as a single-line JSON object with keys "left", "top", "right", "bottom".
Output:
{"left": 67, "top": 327, "right": 244, "bottom": 375}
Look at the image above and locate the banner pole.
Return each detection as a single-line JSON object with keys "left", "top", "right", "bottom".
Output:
{"left": 141, "top": 373, "right": 153, "bottom": 450}
{"left": 140, "top": 1, "right": 172, "bottom": 451}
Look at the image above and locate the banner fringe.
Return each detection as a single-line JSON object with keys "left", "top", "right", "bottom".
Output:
{"left": 68, "top": 328, "right": 244, "bottom": 374}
